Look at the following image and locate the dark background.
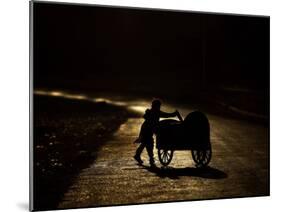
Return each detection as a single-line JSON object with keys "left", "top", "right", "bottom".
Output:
{"left": 33, "top": 2, "right": 269, "bottom": 115}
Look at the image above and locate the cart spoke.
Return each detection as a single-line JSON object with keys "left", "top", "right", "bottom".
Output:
{"left": 192, "top": 147, "right": 212, "bottom": 167}
{"left": 158, "top": 149, "right": 173, "bottom": 166}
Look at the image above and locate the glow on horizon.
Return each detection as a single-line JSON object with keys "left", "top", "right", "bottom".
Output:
{"left": 34, "top": 89, "right": 150, "bottom": 114}
{"left": 34, "top": 90, "right": 87, "bottom": 100}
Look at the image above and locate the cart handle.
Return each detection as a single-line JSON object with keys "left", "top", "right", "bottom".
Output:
{"left": 176, "top": 110, "right": 184, "bottom": 122}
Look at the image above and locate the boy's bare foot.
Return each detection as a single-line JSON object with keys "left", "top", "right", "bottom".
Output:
{"left": 150, "top": 161, "right": 156, "bottom": 168}
{"left": 134, "top": 155, "right": 143, "bottom": 164}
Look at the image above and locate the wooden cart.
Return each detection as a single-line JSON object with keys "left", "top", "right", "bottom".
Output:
{"left": 156, "top": 111, "right": 212, "bottom": 167}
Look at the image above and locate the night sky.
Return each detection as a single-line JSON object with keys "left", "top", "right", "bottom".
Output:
{"left": 33, "top": 2, "right": 269, "bottom": 97}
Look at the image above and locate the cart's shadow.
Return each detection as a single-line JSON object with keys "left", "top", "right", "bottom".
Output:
{"left": 141, "top": 165, "right": 227, "bottom": 180}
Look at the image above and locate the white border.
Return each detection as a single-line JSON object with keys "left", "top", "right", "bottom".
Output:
{"left": 0, "top": 0, "right": 280, "bottom": 212}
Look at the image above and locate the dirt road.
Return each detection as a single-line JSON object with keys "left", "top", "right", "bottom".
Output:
{"left": 58, "top": 108, "right": 269, "bottom": 209}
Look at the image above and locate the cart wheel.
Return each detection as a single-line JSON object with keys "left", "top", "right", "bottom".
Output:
{"left": 158, "top": 149, "right": 174, "bottom": 166}
{"left": 191, "top": 145, "right": 212, "bottom": 168}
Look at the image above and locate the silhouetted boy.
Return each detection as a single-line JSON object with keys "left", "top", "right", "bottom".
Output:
{"left": 134, "top": 99, "right": 178, "bottom": 167}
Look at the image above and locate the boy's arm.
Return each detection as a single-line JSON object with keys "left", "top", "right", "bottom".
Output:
{"left": 143, "top": 109, "right": 150, "bottom": 119}
{"left": 159, "top": 110, "right": 177, "bottom": 118}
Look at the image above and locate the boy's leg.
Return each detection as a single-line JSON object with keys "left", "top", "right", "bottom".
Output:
{"left": 134, "top": 143, "right": 145, "bottom": 164}
{"left": 135, "top": 142, "right": 145, "bottom": 156}
{"left": 146, "top": 141, "right": 155, "bottom": 166}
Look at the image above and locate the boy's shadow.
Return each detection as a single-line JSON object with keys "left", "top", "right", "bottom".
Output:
{"left": 140, "top": 165, "right": 227, "bottom": 180}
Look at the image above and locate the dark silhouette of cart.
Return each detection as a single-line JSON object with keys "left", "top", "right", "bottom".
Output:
{"left": 156, "top": 111, "right": 211, "bottom": 167}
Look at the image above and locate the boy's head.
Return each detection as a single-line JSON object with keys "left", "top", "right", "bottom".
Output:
{"left": 151, "top": 99, "right": 161, "bottom": 110}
